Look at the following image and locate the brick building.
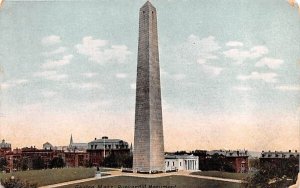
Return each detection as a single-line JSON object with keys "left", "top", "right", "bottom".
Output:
{"left": 5, "top": 148, "right": 22, "bottom": 172}
{"left": 21, "top": 147, "right": 62, "bottom": 169}
{"left": 260, "top": 150, "right": 299, "bottom": 165}
{"left": 0, "top": 139, "right": 11, "bottom": 157}
{"left": 87, "top": 136, "right": 130, "bottom": 166}
{"left": 205, "top": 150, "right": 249, "bottom": 173}
{"left": 63, "top": 151, "right": 89, "bottom": 167}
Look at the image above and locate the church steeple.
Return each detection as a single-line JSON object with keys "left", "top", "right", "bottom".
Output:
{"left": 70, "top": 134, "right": 73, "bottom": 145}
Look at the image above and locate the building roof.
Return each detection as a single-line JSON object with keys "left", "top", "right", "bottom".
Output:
{"left": 260, "top": 150, "right": 299, "bottom": 159}
{"left": 207, "top": 150, "right": 249, "bottom": 157}
{"left": 88, "top": 137, "right": 128, "bottom": 145}
{"left": 71, "top": 143, "right": 88, "bottom": 146}
{"left": 43, "top": 142, "right": 53, "bottom": 146}
{"left": 165, "top": 154, "right": 199, "bottom": 160}
{"left": 0, "top": 139, "right": 11, "bottom": 149}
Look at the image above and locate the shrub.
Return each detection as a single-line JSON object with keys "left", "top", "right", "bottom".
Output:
{"left": 1, "top": 177, "right": 37, "bottom": 188}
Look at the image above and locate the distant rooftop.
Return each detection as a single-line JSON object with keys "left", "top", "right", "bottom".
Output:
{"left": 165, "top": 154, "right": 198, "bottom": 160}
{"left": 207, "top": 149, "right": 249, "bottom": 157}
{"left": 0, "top": 139, "right": 11, "bottom": 149}
{"left": 260, "top": 150, "right": 299, "bottom": 159}
{"left": 89, "top": 136, "right": 128, "bottom": 144}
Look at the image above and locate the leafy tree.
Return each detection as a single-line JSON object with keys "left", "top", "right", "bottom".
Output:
{"left": 32, "top": 156, "right": 44, "bottom": 170}
{"left": 85, "top": 160, "right": 93, "bottom": 168}
{"left": 103, "top": 152, "right": 132, "bottom": 168}
{"left": 49, "top": 157, "right": 64, "bottom": 168}
{"left": 1, "top": 177, "right": 37, "bottom": 188}
{"left": 206, "top": 154, "right": 225, "bottom": 171}
{"left": 223, "top": 162, "right": 235, "bottom": 172}
{"left": 174, "top": 151, "right": 188, "bottom": 155}
{"left": 21, "top": 158, "right": 29, "bottom": 171}
{"left": 248, "top": 158, "right": 260, "bottom": 169}
{"left": 122, "top": 153, "right": 133, "bottom": 168}
{"left": 0, "top": 158, "right": 7, "bottom": 171}
{"left": 245, "top": 158, "right": 299, "bottom": 187}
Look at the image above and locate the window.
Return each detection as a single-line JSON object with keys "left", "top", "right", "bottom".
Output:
{"left": 91, "top": 145, "right": 93, "bottom": 149}
{"left": 95, "top": 145, "right": 97, "bottom": 149}
{"left": 180, "top": 162, "right": 182, "bottom": 166}
{"left": 172, "top": 162, "right": 174, "bottom": 166}
{"left": 167, "top": 161, "right": 169, "bottom": 167}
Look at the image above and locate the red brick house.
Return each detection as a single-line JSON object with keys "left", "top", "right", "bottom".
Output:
{"left": 207, "top": 150, "right": 249, "bottom": 173}
{"left": 63, "top": 151, "right": 89, "bottom": 167}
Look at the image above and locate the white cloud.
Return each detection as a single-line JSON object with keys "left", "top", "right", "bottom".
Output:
{"left": 202, "top": 64, "right": 223, "bottom": 76}
{"left": 288, "top": 0, "right": 300, "bottom": 7}
{"left": 70, "top": 82, "right": 102, "bottom": 90}
{"left": 41, "top": 35, "right": 61, "bottom": 46}
{"left": 275, "top": 85, "right": 300, "bottom": 91}
{"left": 115, "top": 73, "right": 128, "bottom": 79}
{"left": 181, "top": 35, "right": 221, "bottom": 64}
{"left": 81, "top": 72, "right": 98, "bottom": 78}
{"left": 223, "top": 45, "right": 269, "bottom": 64}
{"left": 255, "top": 57, "right": 284, "bottom": 69}
{"left": 232, "top": 86, "right": 252, "bottom": 91}
{"left": 42, "top": 55, "right": 73, "bottom": 69}
{"left": 14, "top": 79, "right": 28, "bottom": 84}
{"left": 0, "top": 82, "right": 11, "bottom": 90}
{"left": 130, "top": 83, "right": 136, "bottom": 90}
{"left": 75, "top": 36, "right": 131, "bottom": 64}
{"left": 237, "top": 72, "right": 278, "bottom": 83}
{"left": 43, "top": 47, "right": 67, "bottom": 56}
{"left": 226, "top": 41, "right": 244, "bottom": 47}
{"left": 0, "top": 79, "right": 28, "bottom": 90}
{"left": 34, "top": 71, "right": 68, "bottom": 81}
{"left": 42, "top": 90, "right": 57, "bottom": 98}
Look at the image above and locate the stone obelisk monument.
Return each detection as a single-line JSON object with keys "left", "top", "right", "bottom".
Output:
{"left": 133, "top": 1, "right": 165, "bottom": 173}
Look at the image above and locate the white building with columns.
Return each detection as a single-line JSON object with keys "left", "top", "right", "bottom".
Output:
{"left": 165, "top": 154, "right": 199, "bottom": 171}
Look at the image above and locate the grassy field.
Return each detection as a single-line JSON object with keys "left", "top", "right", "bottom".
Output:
{"left": 60, "top": 176, "right": 243, "bottom": 188}
{"left": 0, "top": 167, "right": 99, "bottom": 186}
{"left": 191, "top": 171, "right": 249, "bottom": 180}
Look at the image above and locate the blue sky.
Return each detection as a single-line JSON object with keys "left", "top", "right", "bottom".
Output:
{"left": 0, "top": 0, "right": 299, "bottom": 151}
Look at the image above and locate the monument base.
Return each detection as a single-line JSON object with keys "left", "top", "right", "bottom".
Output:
{"left": 132, "top": 169, "right": 165, "bottom": 174}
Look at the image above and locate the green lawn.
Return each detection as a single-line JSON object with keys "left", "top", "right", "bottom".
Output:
{"left": 191, "top": 171, "right": 249, "bottom": 180}
{"left": 0, "top": 168, "right": 98, "bottom": 186}
{"left": 59, "top": 176, "right": 243, "bottom": 188}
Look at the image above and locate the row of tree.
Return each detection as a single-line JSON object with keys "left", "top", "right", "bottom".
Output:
{"left": 102, "top": 152, "right": 133, "bottom": 168}
{"left": 246, "top": 157, "right": 299, "bottom": 187}
{"left": 0, "top": 156, "right": 65, "bottom": 172}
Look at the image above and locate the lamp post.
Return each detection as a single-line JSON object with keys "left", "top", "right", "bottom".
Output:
{"left": 103, "top": 138, "right": 105, "bottom": 160}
